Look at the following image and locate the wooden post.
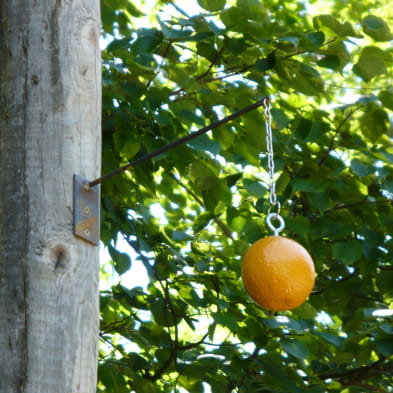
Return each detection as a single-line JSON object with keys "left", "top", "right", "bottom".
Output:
{"left": 0, "top": 0, "right": 101, "bottom": 391}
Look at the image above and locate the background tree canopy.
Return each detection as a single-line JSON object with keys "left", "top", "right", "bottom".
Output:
{"left": 98, "top": 0, "right": 393, "bottom": 391}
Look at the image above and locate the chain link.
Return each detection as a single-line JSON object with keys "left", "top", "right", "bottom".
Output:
{"left": 263, "top": 97, "right": 285, "bottom": 236}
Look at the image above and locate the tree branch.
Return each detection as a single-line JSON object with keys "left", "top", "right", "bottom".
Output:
{"left": 195, "top": 46, "right": 225, "bottom": 81}
{"left": 170, "top": 173, "right": 234, "bottom": 239}
{"left": 146, "top": 40, "right": 173, "bottom": 88}
{"left": 324, "top": 198, "right": 392, "bottom": 213}
{"left": 317, "top": 358, "right": 393, "bottom": 387}
{"left": 318, "top": 105, "right": 362, "bottom": 166}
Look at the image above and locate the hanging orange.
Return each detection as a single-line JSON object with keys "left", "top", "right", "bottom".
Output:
{"left": 242, "top": 236, "right": 315, "bottom": 311}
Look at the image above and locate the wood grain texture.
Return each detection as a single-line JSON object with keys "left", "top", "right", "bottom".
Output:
{"left": 0, "top": 0, "right": 101, "bottom": 392}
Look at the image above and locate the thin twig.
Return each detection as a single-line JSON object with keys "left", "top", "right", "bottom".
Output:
{"left": 195, "top": 46, "right": 226, "bottom": 81}
{"left": 170, "top": 173, "right": 234, "bottom": 239}
{"left": 146, "top": 40, "right": 173, "bottom": 88}
{"left": 318, "top": 105, "right": 362, "bottom": 166}
{"left": 317, "top": 357, "right": 392, "bottom": 385}
{"left": 325, "top": 198, "right": 392, "bottom": 213}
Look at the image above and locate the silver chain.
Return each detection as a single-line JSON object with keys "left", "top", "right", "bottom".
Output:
{"left": 263, "top": 97, "right": 285, "bottom": 236}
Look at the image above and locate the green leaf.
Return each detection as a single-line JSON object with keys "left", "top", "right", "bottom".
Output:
{"left": 151, "top": 298, "right": 179, "bottom": 327}
{"left": 361, "top": 15, "right": 393, "bottom": 42}
{"left": 353, "top": 46, "right": 391, "bottom": 82}
{"left": 157, "top": 16, "right": 193, "bottom": 40}
{"left": 132, "top": 377, "right": 156, "bottom": 393}
{"left": 286, "top": 216, "right": 311, "bottom": 238}
{"left": 113, "top": 130, "right": 141, "bottom": 159}
{"left": 236, "top": 0, "right": 267, "bottom": 21}
{"left": 226, "top": 173, "right": 242, "bottom": 187}
{"left": 315, "top": 332, "right": 344, "bottom": 348}
{"left": 191, "top": 158, "right": 220, "bottom": 190}
{"left": 276, "top": 36, "right": 299, "bottom": 52}
{"left": 202, "top": 179, "right": 232, "bottom": 211}
{"left": 193, "top": 211, "right": 214, "bottom": 232}
{"left": 308, "top": 192, "right": 332, "bottom": 212}
{"left": 256, "top": 56, "right": 275, "bottom": 72}
{"left": 382, "top": 180, "right": 393, "bottom": 193}
{"left": 376, "top": 339, "right": 393, "bottom": 357}
{"left": 213, "top": 124, "right": 235, "bottom": 150}
{"left": 281, "top": 338, "right": 309, "bottom": 358}
{"left": 332, "top": 241, "right": 363, "bottom": 265}
{"left": 293, "top": 63, "right": 324, "bottom": 96}
{"left": 356, "top": 94, "right": 379, "bottom": 107}
{"left": 271, "top": 108, "right": 291, "bottom": 130}
{"left": 132, "top": 28, "right": 163, "bottom": 53}
{"left": 314, "top": 14, "right": 357, "bottom": 37}
{"left": 227, "top": 209, "right": 247, "bottom": 233}
{"left": 350, "top": 158, "right": 374, "bottom": 177}
{"left": 322, "top": 40, "right": 351, "bottom": 71}
{"left": 291, "top": 178, "right": 327, "bottom": 193}
{"left": 317, "top": 54, "right": 341, "bottom": 71}
{"left": 108, "top": 246, "right": 132, "bottom": 275}
{"left": 376, "top": 270, "right": 393, "bottom": 295}
{"left": 278, "top": 61, "right": 324, "bottom": 96}
{"left": 293, "top": 115, "right": 312, "bottom": 140}
{"left": 275, "top": 172, "right": 291, "bottom": 194}
{"left": 196, "top": 41, "right": 217, "bottom": 62}
{"left": 98, "top": 364, "right": 116, "bottom": 389}
{"left": 378, "top": 89, "right": 393, "bottom": 111}
{"left": 172, "top": 230, "right": 193, "bottom": 241}
{"left": 128, "top": 353, "right": 150, "bottom": 371}
{"left": 212, "top": 311, "right": 239, "bottom": 331}
{"left": 237, "top": 137, "right": 263, "bottom": 165}
{"left": 243, "top": 179, "right": 266, "bottom": 198}
{"left": 300, "top": 31, "right": 325, "bottom": 49}
{"left": 360, "top": 108, "right": 389, "bottom": 142}
{"left": 223, "top": 36, "right": 247, "bottom": 54}
{"left": 175, "top": 109, "right": 205, "bottom": 127}
{"left": 187, "top": 134, "right": 221, "bottom": 155}
{"left": 308, "top": 120, "right": 331, "bottom": 141}
{"left": 107, "top": 37, "right": 131, "bottom": 52}
{"left": 197, "top": 0, "right": 226, "bottom": 12}
{"left": 220, "top": 7, "right": 238, "bottom": 28}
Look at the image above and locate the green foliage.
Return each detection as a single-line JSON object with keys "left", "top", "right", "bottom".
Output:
{"left": 98, "top": 1, "right": 393, "bottom": 392}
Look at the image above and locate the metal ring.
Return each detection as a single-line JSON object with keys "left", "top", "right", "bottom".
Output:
{"left": 266, "top": 212, "right": 285, "bottom": 236}
{"left": 267, "top": 201, "right": 281, "bottom": 215}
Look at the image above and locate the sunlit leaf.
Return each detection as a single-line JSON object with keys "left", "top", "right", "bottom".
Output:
{"left": 197, "top": 0, "right": 226, "bottom": 12}
{"left": 361, "top": 15, "right": 393, "bottom": 41}
{"left": 378, "top": 89, "right": 393, "bottom": 110}
{"left": 353, "top": 46, "right": 391, "bottom": 82}
{"left": 314, "top": 14, "right": 357, "bottom": 37}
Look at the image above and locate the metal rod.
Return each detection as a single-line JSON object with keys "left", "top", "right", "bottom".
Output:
{"left": 87, "top": 98, "right": 266, "bottom": 188}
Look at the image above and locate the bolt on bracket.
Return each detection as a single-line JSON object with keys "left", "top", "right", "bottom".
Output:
{"left": 73, "top": 175, "right": 100, "bottom": 246}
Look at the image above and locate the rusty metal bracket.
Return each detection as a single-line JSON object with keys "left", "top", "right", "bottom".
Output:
{"left": 73, "top": 175, "right": 100, "bottom": 246}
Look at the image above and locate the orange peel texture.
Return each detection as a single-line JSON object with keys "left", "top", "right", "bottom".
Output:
{"left": 242, "top": 236, "right": 315, "bottom": 311}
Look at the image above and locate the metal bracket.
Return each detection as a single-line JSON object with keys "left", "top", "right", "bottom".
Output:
{"left": 73, "top": 175, "right": 100, "bottom": 246}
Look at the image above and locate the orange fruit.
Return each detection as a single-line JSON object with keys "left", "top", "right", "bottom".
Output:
{"left": 242, "top": 236, "right": 315, "bottom": 311}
